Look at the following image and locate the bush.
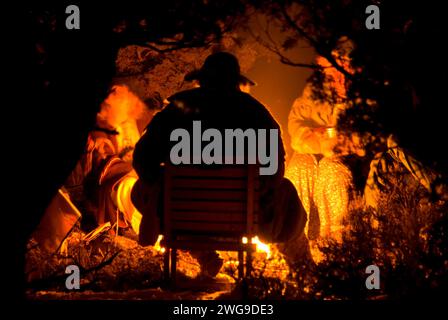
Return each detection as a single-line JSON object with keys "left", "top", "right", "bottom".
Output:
{"left": 248, "top": 171, "right": 448, "bottom": 300}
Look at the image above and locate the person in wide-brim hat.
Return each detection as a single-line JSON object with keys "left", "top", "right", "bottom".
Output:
{"left": 184, "top": 52, "right": 256, "bottom": 89}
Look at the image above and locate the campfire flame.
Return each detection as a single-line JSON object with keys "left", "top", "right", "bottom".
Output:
{"left": 154, "top": 234, "right": 166, "bottom": 254}
{"left": 97, "top": 85, "right": 146, "bottom": 156}
{"left": 214, "top": 236, "right": 290, "bottom": 281}
{"left": 242, "top": 236, "right": 271, "bottom": 259}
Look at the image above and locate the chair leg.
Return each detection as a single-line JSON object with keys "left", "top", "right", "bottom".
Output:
{"left": 170, "top": 248, "right": 177, "bottom": 285}
{"left": 238, "top": 250, "right": 244, "bottom": 279}
{"left": 241, "top": 250, "right": 250, "bottom": 299}
{"left": 246, "top": 249, "right": 253, "bottom": 277}
{"left": 164, "top": 248, "right": 170, "bottom": 282}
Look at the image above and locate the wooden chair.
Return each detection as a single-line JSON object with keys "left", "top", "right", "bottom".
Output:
{"left": 162, "top": 163, "right": 259, "bottom": 284}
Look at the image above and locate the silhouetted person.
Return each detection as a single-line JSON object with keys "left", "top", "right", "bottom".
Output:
{"left": 132, "top": 52, "right": 307, "bottom": 275}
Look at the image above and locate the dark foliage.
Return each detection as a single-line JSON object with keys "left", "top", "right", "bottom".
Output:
{"left": 250, "top": 0, "right": 447, "bottom": 172}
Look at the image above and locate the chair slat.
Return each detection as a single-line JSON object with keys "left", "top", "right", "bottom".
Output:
{"left": 167, "top": 239, "right": 256, "bottom": 252}
{"left": 172, "top": 178, "right": 247, "bottom": 189}
{"left": 171, "top": 211, "right": 258, "bottom": 223}
{"left": 171, "top": 189, "right": 246, "bottom": 201}
{"left": 172, "top": 221, "right": 245, "bottom": 233}
{"left": 171, "top": 201, "right": 245, "bottom": 212}
{"left": 170, "top": 166, "right": 248, "bottom": 178}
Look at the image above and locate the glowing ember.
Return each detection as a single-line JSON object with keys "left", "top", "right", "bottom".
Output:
{"left": 154, "top": 234, "right": 166, "bottom": 253}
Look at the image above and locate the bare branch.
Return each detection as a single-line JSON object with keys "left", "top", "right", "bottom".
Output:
{"left": 140, "top": 37, "right": 215, "bottom": 54}
{"left": 279, "top": 5, "right": 354, "bottom": 80}
{"left": 247, "top": 25, "right": 318, "bottom": 70}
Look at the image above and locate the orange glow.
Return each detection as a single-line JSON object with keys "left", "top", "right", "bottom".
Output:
{"left": 113, "top": 174, "right": 142, "bottom": 234}
{"left": 239, "top": 83, "right": 251, "bottom": 93}
{"left": 221, "top": 238, "right": 289, "bottom": 281}
{"left": 241, "top": 236, "right": 271, "bottom": 257}
{"left": 154, "top": 234, "right": 166, "bottom": 254}
{"left": 251, "top": 236, "right": 271, "bottom": 258}
{"left": 98, "top": 85, "right": 146, "bottom": 155}
{"left": 316, "top": 56, "right": 348, "bottom": 100}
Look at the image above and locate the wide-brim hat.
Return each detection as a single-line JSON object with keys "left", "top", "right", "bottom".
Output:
{"left": 184, "top": 52, "right": 257, "bottom": 86}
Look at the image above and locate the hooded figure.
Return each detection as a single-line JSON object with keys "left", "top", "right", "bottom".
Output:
{"left": 285, "top": 53, "right": 365, "bottom": 242}
{"left": 131, "top": 52, "right": 308, "bottom": 274}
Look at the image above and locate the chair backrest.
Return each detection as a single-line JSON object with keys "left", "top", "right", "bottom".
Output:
{"left": 163, "top": 163, "right": 259, "bottom": 239}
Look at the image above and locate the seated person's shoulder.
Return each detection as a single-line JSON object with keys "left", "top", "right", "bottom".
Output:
{"left": 232, "top": 91, "right": 260, "bottom": 108}
{"left": 163, "top": 88, "right": 209, "bottom": 115}
{"left": 238, "top": 92, "right": 277, "bottom": 121}
{"left": 167, "top": 88, "right": 203, "bottom": 104}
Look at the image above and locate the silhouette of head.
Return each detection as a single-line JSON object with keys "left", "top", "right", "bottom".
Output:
{"left": 185, "top": 52, "right": 255, "bottom": 90}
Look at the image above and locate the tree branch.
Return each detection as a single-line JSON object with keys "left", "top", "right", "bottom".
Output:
{"left": 279, "top": 5, "right": 354, "bottom": 80}
{"left": 247, "top": 25, "right": 319, "bottom": 70}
